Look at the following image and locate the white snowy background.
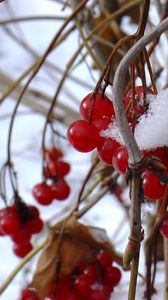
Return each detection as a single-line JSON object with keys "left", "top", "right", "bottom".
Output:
{"left": 0, "top": 1, "right": 167, "bottom": 299}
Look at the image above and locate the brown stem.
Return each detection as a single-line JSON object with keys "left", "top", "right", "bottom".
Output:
{"left": 6, "top": 0, "right": 89, "bottom": 163}
{"left": 0, "top": 15, "right": 68, "bottom": 25}
{"left": 76, "top": 157, "right": 100, "bottom": 208}
{"left": 112, "top": 16, "right": 168, "bottom": 300}
{"left": 146, "top": 212, "right": 168, "bottom": 300}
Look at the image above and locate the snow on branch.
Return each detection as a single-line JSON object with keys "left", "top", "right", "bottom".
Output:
{"left": 101, "top": 89, "right": 168, "bottom": 150}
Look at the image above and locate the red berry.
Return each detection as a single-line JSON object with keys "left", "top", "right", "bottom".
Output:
{"left": 27, "top": 217, "right": 44, "bottom": 234}
{"left": 44, "top": 161, "right": 70, "bottom": 178}
{"left": 80, "top": 92, "right": 115, "bottom": 121}
{"left": 67, "top": 290, "right": 82, "bottom": 300}
{"left": 51, "top": 180, "right": 70, "bottom": 200}
{"left": 144, "top": 147, "right": 168, "bottom": 168}
{"left": 19, "top": 288, "right": 40, "bottom": 300}
{"left": 142, "top": 170, "right": 166, "bottom": 201}
{"left": 90, "top": 286, "right": 111, "bottom": 300}
{"left": 12, "top": 227, "right": 31, "bottom": 244}
{"left": 28, "top": 205, "right": 40, "bottom": 219}
{"left": 13, "top": 242, "right": 33, "bottom": 258}
{"left": 0, "top": 206, "right": 21, "bottom": 236}
{"left": 74, "top": 274, "right": 94, "bottom": 296}
{"left": 32, "top": 183, "right": 54, "bottom": 205}
{"left": 44, "top": 296, "right": 54, "bottom": 300}
{"left": 97, "top": 250, "right": 113, "bottom": 268}
{"left": 83, "top": 263, "right": 97, "bottom": 278}
{"left": 93, "top": 117, "right": 111, "bottom": 132}
{"left": 124, "top": 86, "right": 155, "bottom": 122}
{"left": 67, "top": 120, "right": 100, "bottom": 153}
{"left": 160, "top": 219, "right": 168, "bottom": 238}
{"left": 97, "top": 138, "right": 119, "bottom": 165}
{"left": 93, "top": 117, "right": 112, "bottom": 145}
{"left": 44, "top": 147, "right": 63, "bottom": 162}
{"left": 103, "top": 266, "right": 121, "bottom": 287}
{"left": 112, "top": 145, "right": 128, "bottom": 174}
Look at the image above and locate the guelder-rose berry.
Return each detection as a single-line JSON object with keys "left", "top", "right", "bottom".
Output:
{"left": 112, "top": 146, "right": 128, "bottom": 174}
{"left": 90, "top": 287, "right": 110, "bottom": 300}
{"left": 67, "top": 120, "right": 100, "bottom": 152}
{"left": 93, "top": 117, "right": 111, "bottom": 132}
{"left": 142, "top": 170, "right": 166, "bottom": 201}
{"left": 27, "top": 218, "right": 44, "bottom": 234}
{"left": 11, "top": 227, "right": 31, "bottom": 244}
{"left": 51, "top": 180, "right": 70, "bottom": 200}
{"left": 160, "top": 219, "right": 168, "bottom": 238}
{"left": 83, "top": 263, "right": 97, "bottom": 278}
{"left": 44, "top": 147, "right": 63, "bottom": 162}
{"left": 96, "top": 250, "right": 113, "bottom": 268}
{"left": 97, "top": 138, "right": 119, "bottom": 165}
{"left": 103, "top": 266, "right": 121, "bottom": 287}
{"left": 74, "top": 274, "right": 94, "bottom": 296}
{"left": 80, "top": 92, "right": 115, "bottom": 121}
{"left": 44, "top": 161, "right": 70, "bottom": 178}
{"left": 19, "top": 287, "right": 40, "bottom": 300}
{"left": 32, "top": 183, "right": 53, "bottom": 205}
{"left": 144, "top": 147, "right": 168, "bottom": 168}
{"left": 13, "top": 242, "right": 33, "bottom": 258}
{"left": 0, "top": 207, "right": 20, "bottom": 236}
{"left": 67, "top": 290, "right": 83, "bottom": 300}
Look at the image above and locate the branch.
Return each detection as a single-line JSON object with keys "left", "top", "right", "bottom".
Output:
{"left": 112, "top": 16, "right": 168, "bottom": 164}
{"left": 112, "top": 16, "right": 168, "bottom": 300}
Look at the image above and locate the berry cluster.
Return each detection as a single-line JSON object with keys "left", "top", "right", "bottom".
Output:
{"left": 44, "top": 250, "right": 121, "bottom": 300}
{"left": 67, "top": 92, "right": 115, "bottom": 153}
{"left": 32, "top": 147, "right": 71, "bottom": 205}
{"left": 0, "top": 204, "right": 43, "bottom": 257}
{"left": 67, "top": 88, "right": 168, "bottom": 201}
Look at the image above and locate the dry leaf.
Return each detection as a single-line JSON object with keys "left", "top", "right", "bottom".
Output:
{"left": 31, "top": 216, "right": 122, "bottom": 299}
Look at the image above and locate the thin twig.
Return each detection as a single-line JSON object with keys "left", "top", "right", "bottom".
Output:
{"left": 0, "top": 15, "right": 68, "bottom": 25}
{"left": 112, "top": 15, "right": 168, "bottom": 300}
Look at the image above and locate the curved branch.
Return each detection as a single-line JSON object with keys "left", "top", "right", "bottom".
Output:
{"left": 112, "top": 16, "right": 168, "bottom": 164}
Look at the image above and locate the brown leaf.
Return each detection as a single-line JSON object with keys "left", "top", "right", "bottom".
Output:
{"left": 30, "top": 231, "right": 59, "bottom": 299}
{"left": 31, "top": 216, "right": 123, "bottom": 299}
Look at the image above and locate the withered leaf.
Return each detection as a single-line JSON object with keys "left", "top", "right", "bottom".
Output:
{"left": 31, "top": 216, "right": 122, "bottom": 299}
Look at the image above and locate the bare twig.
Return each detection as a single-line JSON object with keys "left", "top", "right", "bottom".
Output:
{"left": 0, "top": 15, "right": 68, "bottom": 25}
{"left": 112, "top": 16, "right": 168, "bottom": 300}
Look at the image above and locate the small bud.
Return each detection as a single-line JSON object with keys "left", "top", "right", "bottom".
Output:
{"left": 123, "top": 240, "right": 139, "bottom": 270}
